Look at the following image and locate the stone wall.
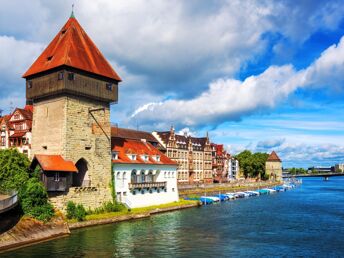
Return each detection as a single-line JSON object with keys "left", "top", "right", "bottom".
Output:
{"left": 265, "top": 161, "right": 282, "bottom": 181}
{"left": 32, "top": 96, "right": 113, "bottom": 211}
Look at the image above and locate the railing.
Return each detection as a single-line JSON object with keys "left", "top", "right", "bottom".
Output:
{"left": 129, "top": 181, "right": 167, "bottom": 190}
{"left": 0, "top": 191, "right": 18, "bottom": 214}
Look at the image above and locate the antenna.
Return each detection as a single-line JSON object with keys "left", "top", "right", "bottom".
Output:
{"left": 70, "top": 3, "right": 75, "bottom": 18}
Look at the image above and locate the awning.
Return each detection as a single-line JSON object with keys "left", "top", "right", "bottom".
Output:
{"left": 31, "top": 154, "right": 78, "bottom": 173}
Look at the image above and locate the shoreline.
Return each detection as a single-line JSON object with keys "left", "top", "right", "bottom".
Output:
{"left": 0, "top": 181, "right": 282, "bottom": 253}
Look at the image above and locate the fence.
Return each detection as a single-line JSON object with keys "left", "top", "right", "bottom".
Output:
{"left": 0, "top": 191, "right": 18, "bottom": 214}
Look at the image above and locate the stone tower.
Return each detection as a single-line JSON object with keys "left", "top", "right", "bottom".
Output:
{"left": 265, "top": 151, "right": 282, "bottom": 181}
{"left": 23, "top": 14, "right": 121, "bottom": 210}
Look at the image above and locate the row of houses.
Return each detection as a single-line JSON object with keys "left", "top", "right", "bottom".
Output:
{"left": 0, "top": 106, "right": 240, "bottom": 185}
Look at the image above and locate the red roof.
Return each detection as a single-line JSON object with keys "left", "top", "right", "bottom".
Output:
{"left": 32, "top": 155, "right": 78, "bottom": 172}
{"left": 23, "top": 17, "right": 121, "bottom": 81}
{"left": 9, "top": 132, "right": 26, "bottom": 138}
{"left": 112, "top": 138, "right": 176, "bottom": 166}
{"left": 267, "top": 151, "right": 282, "bottom": 162}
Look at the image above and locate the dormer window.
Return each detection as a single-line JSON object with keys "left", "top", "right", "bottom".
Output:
{"left": 153, "top": 155, "right": 160, "bottom": 162}
{"left": 128, "top": 154, "right": 137, "bottom": 160}
{"left": 141, "top": 154, "right": 149, "bottom": 162}
{"left": 112, "top": 151, "right": 119, "bottom": 160}
{"left": 47, "top": 56, "right": 53, "bottom": 61}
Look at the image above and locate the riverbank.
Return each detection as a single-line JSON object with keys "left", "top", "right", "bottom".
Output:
{"left": 179, "top": 181, "right": 281, "bottom": 197}
{"left": 69, "top": 199, "right": 199, "bottom": 229}
{"left": 0, "top": 200, "right": 199, "bottom": 253}
{"left": 0, "top": 216, "right": 70, "bottom": 253}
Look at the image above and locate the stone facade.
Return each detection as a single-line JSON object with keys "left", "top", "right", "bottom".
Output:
{"left": 31, "top": 96, "right": 113, "bottom": 210}
{"left": 152, "top": 128, "right": 213, "bottom": 184}
{"left": 265, "top": 151, "right": 282, "bottom": 181}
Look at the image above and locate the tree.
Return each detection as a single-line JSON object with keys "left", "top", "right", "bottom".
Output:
{"left": 0, "top": 149, "right": 30, "bottom": 192}
{"left": 235, "top": 150, "right": 269, "bottom": 179}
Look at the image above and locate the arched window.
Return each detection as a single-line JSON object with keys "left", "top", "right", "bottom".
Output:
{"left": 73, "top": 158, "right": 89, "bottom": 187}
{"left": 146, "top": 170, "right": 153, "bottom": 182}
{"left": 140, "top": 170, "right": 145, "bottom": 183}
{"left": 116, "top": 172, "right": 121, "bottom": 180}
{"left": 131, "top": 170, "right": 137, "bottom": 183}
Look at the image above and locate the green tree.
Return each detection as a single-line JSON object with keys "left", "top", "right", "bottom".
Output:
{"left": 0, "top": 149, "right": 30, "bottom": 192}
{"left": 235, "top": 150, "right": 269, "bottom": 179}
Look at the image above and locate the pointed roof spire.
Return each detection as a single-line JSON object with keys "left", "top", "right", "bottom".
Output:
{"left": 70, "top": 4, "right": 75, "bottom": 18}
{"left": 23, "top": 15, "right": 121, "bottom": 81}
{"left": 267, "top": 151, "right": 281, "bottom": 162}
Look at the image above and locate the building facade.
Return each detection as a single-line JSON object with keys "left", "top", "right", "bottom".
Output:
{"left": 335, "top": 164, "right": 344, "bottom": 173}
{"left": 265, "top": 151, "right": 282, "bottom": 181}
{"left": 211, "top": 143, "right": 229, "bottom": 183}
{"left": 228, "top": 156, "right": 239, "bottom": 180}
{"left": 112, "top": 133, "right": 178, "bottom": 208}
{"left": 0, "top": 105, "right": 33, "bottom": 157}
{"left": 152, "top": 127, "right": 212, "bottom": 184}
{"left": 25, "top": 14, "right": 121, "bottom": 211}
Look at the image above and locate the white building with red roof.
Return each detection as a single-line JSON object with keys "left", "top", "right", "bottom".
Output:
{"left": 112, "top": 128, "right": 179, "bottom": 208}
{"left": 0, "top": 105, "right": 33, "bottom": 157}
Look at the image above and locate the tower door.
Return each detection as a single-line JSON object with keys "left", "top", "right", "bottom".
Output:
{"left": 73, "top": 158, "right": 89, "bottom": 187}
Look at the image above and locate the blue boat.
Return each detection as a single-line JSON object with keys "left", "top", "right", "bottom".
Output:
{"left": 200, "top": 197, "right": 214, "bottom": 204}
{"left": 217, "top": 194, "right": 230, "bottom": 201}
{"left": 258, "top": 189, "right": 269, "bottom": 195}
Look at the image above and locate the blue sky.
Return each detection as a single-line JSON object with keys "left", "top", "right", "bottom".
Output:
{"left": 0, "top": 0, "right": 344, "bottom": 168}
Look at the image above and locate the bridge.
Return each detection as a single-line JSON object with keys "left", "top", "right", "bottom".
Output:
{"left": 0, "top": 191, "right": 18, "bottom": 214}
{"left": 283, "top": 173, "right": 344, "bottom": 180}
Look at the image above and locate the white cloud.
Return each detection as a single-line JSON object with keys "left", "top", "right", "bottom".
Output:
{"left": 131, "top": 36, "right": 344, "bottom": 128}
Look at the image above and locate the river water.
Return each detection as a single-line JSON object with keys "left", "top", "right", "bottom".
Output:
{"left": 3, "top": 177, "right": 344, "bottom": 257}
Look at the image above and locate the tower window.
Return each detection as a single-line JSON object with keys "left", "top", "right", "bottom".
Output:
{"left": 106, "top": 83, "right": 113, "bottom": 91}
{"left": 27, "top": 81, "right": 33, "bottom": 89}
{"left": 68, "top": 72, "right": 75, "bottom": 81}
{"left": 58, "top": 72, "right": 64, "bottom": 80}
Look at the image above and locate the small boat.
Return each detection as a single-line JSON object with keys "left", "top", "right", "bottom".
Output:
{"left": 217, "top": 194, "right": 230, "bottom": 201}
{"left": 199, "top": 197, "right": 214, "bottom": 204}
{"left": 274, "top": 186, "right": 286, "bottom": 192}
{"left": 201, "top": 196, "right": 220, "bottom": 202}
{"left": 234, "top": 192, "right": 250, "bottom": 198}
{"left": 245, "top": 191, "right": 259, "bottom": 196}
{"left": 225, "top": 193, "right": 236, "bottom": 199}
{"left": 257, "top": 189, "right": 269, "bottom": 195}
{"left": 263, "top": 188, "right": 276, "bottom": 193}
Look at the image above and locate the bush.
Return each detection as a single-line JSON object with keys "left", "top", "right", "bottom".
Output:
{"left": 65, "top": 201, "right": 86, "bottom": 221}
{"left": 89, "top": 202, "right": 126, "bottom": 215}
{"left": 19, "top": 178, "right": 54, "bottom": 221}
{"left": 75, "top": 204, "right": 86, "bottom": 221}
{"left": 0, "top": 149, "right": 30, "bottom": 192}
{"left": 66, "top": 201, "right": 77, "bottom": 219}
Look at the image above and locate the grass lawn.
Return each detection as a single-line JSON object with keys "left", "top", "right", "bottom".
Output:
{"left": 68, "top": 199, "right": 198, "bottom": 223}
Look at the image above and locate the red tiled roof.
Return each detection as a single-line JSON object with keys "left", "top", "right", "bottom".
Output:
{"left": 156, "top": 131, "right": 208, "bottom": 150}
{"left": 111, "top": 127, "right": 158, "bottom": 144}
{"left": 267, "top": 151, "right": 281, "bottom": 162}
{"left": 112, "top": 137, "right": 176, "bottom": 166}
{"left": 9, "top": 132, "right": 26, "bottom": 138}
{"left": 23, "top": 17, "right": 121, "bottom": 81}
{"left": 24, "top": 105, "right": 33, "bottom": 113}
{"left": 32, "top": 155, "right": 78, "bottom": 172}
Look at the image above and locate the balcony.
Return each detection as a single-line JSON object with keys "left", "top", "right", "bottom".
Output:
{"left": 129, "top": 181, "right": 167, "bottom": 190}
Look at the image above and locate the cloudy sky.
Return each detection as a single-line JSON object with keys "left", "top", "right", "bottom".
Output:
{"left": 1, "top": 0, "right": 344, "bottom": 168}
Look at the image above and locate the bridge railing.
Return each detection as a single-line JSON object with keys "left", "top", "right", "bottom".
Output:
{"left": 0, "top": 191, "right": 18, "bottom": 214}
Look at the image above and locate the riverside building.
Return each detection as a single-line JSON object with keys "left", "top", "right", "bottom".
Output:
{"left": 0, "top": 105, "right": 33, "bottom": 157}
{"left": 265, "top": 151, "right": 282, "bottom": 181}
{"left": 26, "top": 13, "right": 121, "bottom": 211}
{"left": 152, "top": 127, "right": 213, "bottom": 184}
{"left": 112, "top": 128, "right": 178, "bottom": 208}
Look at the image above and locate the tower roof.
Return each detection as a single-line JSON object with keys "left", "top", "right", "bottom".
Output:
{"left": 267, "top": 151, "right": 281, "bottom": 162}
{"left": 23, "top": 16, "right": 121, "bottom": 81}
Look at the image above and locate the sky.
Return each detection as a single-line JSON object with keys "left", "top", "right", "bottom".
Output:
{"left": 0, "top": 0, "right": 344, "bottom": 168}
